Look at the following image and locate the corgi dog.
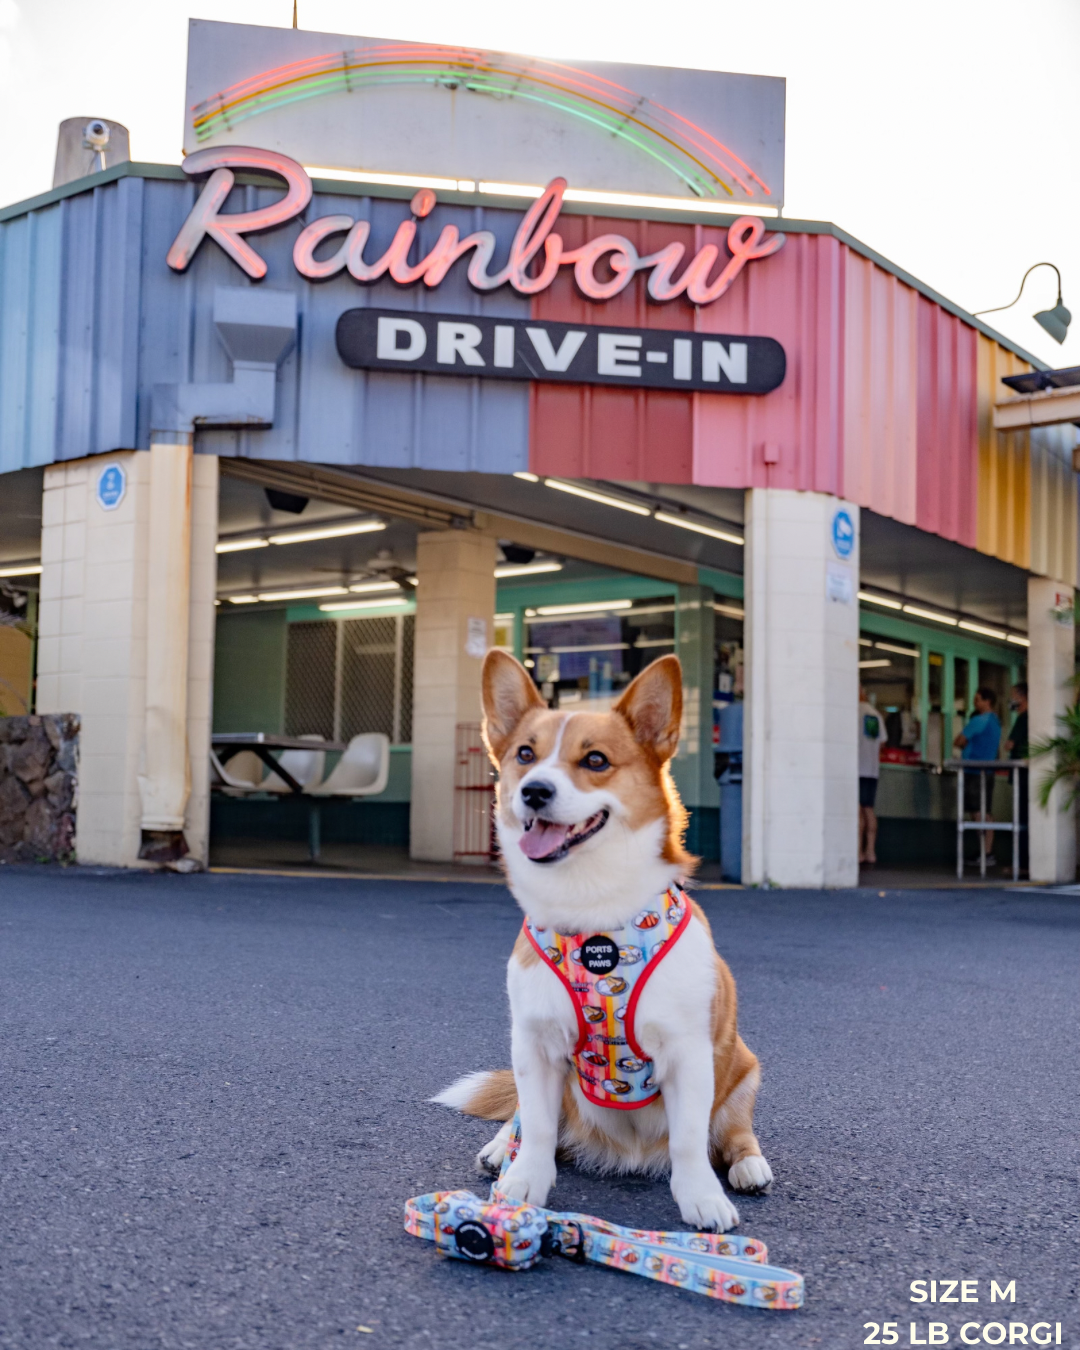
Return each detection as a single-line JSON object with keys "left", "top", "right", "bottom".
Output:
{"left": 434, "top": 650, "right": 772, "bottom": 1232}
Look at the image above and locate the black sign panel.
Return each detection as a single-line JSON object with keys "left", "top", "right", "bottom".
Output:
{"left": 336, "top": 309, "right": 785, "bottom": 395}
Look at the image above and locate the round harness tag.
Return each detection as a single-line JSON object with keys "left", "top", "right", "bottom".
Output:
{"left": 579, "top": 935, "right": 619, "bottom": 975}
{"left": 454, "top": 1220, "right": 496, "bottom": 1261}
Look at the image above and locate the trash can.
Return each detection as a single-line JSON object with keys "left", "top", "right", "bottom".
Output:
{"left": 716, "top": 701, "right": 743, "bottom": 883}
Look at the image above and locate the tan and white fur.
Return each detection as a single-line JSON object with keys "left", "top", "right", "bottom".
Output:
{"left": 434, "top": 651, "right": 772, "bottom": 1231}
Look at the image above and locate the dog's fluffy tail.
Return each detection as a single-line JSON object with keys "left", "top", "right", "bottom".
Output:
{"left": 431, "top": 1069, "right": 518, "bottom": 1121}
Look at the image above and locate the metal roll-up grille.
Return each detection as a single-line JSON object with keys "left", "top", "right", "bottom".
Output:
{"left": 284, "top": 621, "right": 336, "bottom": 739}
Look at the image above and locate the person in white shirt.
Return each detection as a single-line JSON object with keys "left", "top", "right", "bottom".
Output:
{"left": 858, "top": 686, "right": 890, "bottom": 865}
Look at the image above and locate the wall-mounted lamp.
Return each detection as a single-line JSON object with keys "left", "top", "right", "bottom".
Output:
{"left": 975, "top": 262, "right": 1071, "bottom": 344}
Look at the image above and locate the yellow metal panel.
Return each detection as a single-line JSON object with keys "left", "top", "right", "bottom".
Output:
{"left": 1029, "top": 423, "right": 1078, "bottom": 586}
{"left": 976, "top": 334, "right": 1030, "bottom": 569}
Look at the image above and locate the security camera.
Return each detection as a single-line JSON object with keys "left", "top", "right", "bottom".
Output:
{"left": 83, "top": 120, "right": 110, "bottom": 151}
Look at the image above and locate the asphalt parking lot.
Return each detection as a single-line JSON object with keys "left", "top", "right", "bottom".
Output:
{"left": 0, "top": 866, "right": 1076, "bottom": 1350}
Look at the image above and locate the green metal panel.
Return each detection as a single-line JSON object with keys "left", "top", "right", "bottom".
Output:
{"left": 213, "top": 609, "right": 288, "bottom": 734}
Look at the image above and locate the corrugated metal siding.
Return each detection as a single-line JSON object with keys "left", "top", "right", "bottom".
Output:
{"left": 842, "top": 251, "right": 918, "bottom": 524}
{"left": 915, "top": 297, "right": 978, "bottom": 548}
{"left": 529, "top": 215, "right": 694, "bottom": 481}
{"left": 975, "top": 333, "right": 1031, "bottom": 571}
{"left": 0, "top": 203, "right": 62, "bottom": 472}
{"left": 1029, "top": 423, "right": 1077, "bottom": 586}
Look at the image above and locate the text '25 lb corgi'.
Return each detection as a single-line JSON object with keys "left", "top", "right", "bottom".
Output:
{"left": 435, "top": 652, "right": 773, "bottom": 1232}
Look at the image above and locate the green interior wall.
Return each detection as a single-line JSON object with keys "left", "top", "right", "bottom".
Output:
{"left": 213, "top": 609, "right": 287, "bottom": 734}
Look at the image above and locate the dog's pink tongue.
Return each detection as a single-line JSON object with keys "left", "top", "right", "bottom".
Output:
{"left": 519, "top": 820, "right": 571, "bottom": 859}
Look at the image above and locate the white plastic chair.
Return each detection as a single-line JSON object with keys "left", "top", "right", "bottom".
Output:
{"left": 262, "top": 735, "right": 327, "bottom": 794}
{"left": 310, "top": 733, "right": 390, "bottom": 797}
{"left": 210, "top": 748, "right": 266, "bottom": 795}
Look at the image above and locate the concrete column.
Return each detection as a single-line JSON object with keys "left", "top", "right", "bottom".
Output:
{"left": 1027, "top": 576, "right": 1076, "bottom": 883}
{"left": 743, "top": 488, "right": 860, "bottom": 888}
{"left": 410, "top": 530, "right": 497, "bottom": 862}
{"left": 671, "top": 584, "right": 718, "bottom": 856}
{"left": 37, "top": 449, "right": 218, "bottom": 867}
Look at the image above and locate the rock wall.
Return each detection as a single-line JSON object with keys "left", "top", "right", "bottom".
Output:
{"left": 0, "top": 715, "right": 79, "bottom": 863}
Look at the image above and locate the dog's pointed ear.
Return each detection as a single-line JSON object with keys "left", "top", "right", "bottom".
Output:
{"left": 614, "top": 655, "right": 683, "bottom": 762}
{"left": 482, "top": 650, "right": 545, "bottom": 760}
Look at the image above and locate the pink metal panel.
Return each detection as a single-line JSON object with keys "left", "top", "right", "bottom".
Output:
{"left": 530, "top": 214, "right": 695, "bottom": 481}
{"left": 842, "top": 251, "right": 918, "bottom": 524}
{"left": 916, "top": 298, "right": 978, "bottom": 548}
{"left": 692, "top": 231, "right": 844, "bottom": 493}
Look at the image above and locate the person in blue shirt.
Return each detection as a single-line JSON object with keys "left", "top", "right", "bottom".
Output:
{"left": 954, "top": 687, "right": 1003, "bottom": 865}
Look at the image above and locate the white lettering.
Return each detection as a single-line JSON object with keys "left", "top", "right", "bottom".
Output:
{"left": 493, "top": 325, "right": 515, "bottom": 368}
{"left": 962, "top": 1325, "right": 982, "bottom": 1344}
{"left": 929, "top": 1325, "right": 949, "bottom": 1344}
{"left": 437, "top": 321, "right": 485, "bottom": 366}
{"left": 1009, "top": 1326, "right": 1029, "bottom": 1344}
{"left": 377, "top": 317, "right": 426, "bottom": 361}
{"left": 645, "top": 351, "right": 668, "bottom": 363}
{"left": 702, "top": 340, "right": 748, "bottom": 384}
{"left": 1030, "top": 1326, "right": 1051, "bottom": 1346}
{"left": 940, "top": 1282, "right": 960, "bottom": 1303}
{"left": 962, "top": 1282, "right": 979, "bottom": 1303}
{"left": 597, "top": 333, "right": 642, "bottom": 377}
{"left": 910, "top": 1325, "right": 927, "bottom": 1345}
{"left": 673, "top": 338, "right": 693, "bottom": 380}
{"left": 911, "top": 1282, "right": 929, "bottom": 1304}
{"left": 991, "top": 1283, "right": 1016, "bottom": 1303}
{"left": 983, "top": 1325, "right": 1007, "bottom": 1344}
{"left": 525, "top": 327, "right": 587, "bottom": 372}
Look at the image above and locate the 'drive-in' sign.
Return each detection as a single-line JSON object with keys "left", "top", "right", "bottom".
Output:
{"left": 335, "top": 309, "right": 786, "bottom": 395}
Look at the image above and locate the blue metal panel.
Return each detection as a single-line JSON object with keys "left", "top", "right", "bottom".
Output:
{"left": 0, "top": 204, "right": 62, "bottom": 471}
{"left": 0, "top": 175, "right": 533, "bottom": 473}
{"left": 140, "top": 181, "right": 531, "bottom": 471}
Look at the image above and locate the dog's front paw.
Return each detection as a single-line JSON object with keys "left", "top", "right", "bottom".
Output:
{"left": 476, "top": 1121, "right": 512, "bottom": 1176}
{"left": 672, "top": 1177, "right": 740, "bottom": 1232}
{"left": 727, "top": 1154, "right": 773, "bottom": 1194}
{"left": 496, "top": 1155, "right": 556, "bottom": 1206}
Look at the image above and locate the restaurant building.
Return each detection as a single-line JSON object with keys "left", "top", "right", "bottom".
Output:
{"left": 0, "top": 21, "right": 1077, "bottom": 884}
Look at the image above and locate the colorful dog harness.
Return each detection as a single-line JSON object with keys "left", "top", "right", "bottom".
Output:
{"left": 522, "top": 885, "right": 691, "bottom": 1109}
{"left": 404, "top": 1111, "right": 804, "bottom": 1310}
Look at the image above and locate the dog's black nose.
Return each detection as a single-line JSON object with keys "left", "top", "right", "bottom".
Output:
{"left": 521, "top": 779, "right": 555, "bottom": 811}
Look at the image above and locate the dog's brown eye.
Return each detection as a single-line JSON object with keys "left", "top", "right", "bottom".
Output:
{"left": 581, "top": 751, "right": 609, "bottom": 771}
{"left": 516, "top": 746, "right": 535, "bottom": 765}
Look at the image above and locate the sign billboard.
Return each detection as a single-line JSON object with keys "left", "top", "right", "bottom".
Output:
{"left": 184, "top": 21, "right": 785, "bottom": 212}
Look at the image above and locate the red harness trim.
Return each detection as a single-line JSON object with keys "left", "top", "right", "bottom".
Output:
{"left": 521, "top": 894, "right": 692, "bottom": 1111}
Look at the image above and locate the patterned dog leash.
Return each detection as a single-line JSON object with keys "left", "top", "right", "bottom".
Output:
{"left": 404, "top": 1112, "right": 804, "bottom": 1309}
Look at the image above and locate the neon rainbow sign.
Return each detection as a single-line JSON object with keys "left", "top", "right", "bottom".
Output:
{"left": 190, "top": 44, "right": 773, "bottom": 204}
{"left": 166, "top": 148, "right": 785, "bottom": 306}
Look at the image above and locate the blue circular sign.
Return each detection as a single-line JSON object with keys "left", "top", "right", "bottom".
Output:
{"left": 831, "top": 508, "right": 855, "bottom": 559}
{"left": 96, "top": 463, "right": 126, "bottom": 512}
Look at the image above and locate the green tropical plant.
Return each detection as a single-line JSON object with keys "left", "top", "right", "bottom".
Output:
{"left": 1030, "top": 691, "right": 1080, "bottom": 807}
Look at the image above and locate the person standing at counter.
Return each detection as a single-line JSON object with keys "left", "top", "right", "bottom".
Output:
{"left": 858, "top": 686, "right": 889, "bottom": 866}
{"left": 1005, "top": 682, "right": 1029, "bottom": 872}
{"left": 954, "top": 687, "right": 1003, "bottom": 865}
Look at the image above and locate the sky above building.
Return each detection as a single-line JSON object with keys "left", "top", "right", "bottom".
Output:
{"left": 1, "top": 0, "right": 1077, "bottom": 369}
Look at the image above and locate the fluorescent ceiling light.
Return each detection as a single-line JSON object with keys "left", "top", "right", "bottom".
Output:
{"left": 513, "top": 471, "right": 540, "bottom": 483}
{"left": 215, "top": 538, "right": 269, "bottom": 554}
{"left": 859, "top": 638, "right": 873, "bottom": 647}
{"left": 228, "top": 595, "right": 259, "bottom": 605}
{"left": 875, "top": 642, "right": 920, "bottom": 658}
{"left": 479, "top": 181, "right": 544, "bottom": 198}
{"left": 1007, "top": 634, "right": 1031, "bottom": 647}
{"left": 257, "top": 586, "right": 348, "bottom": 602}
{"left": 958, "top": 620, "right": 1008, "bottom": 640}
{"left": 544, "top": 479, "right": 650, "bottom": 516}
{"left": 858, "top": 591, "right": 903, "bottom": 611}
{"left": 714, "top": 603, "right": 745, "bottom": 619}
{"left": 0, "top": 563, "right": 42, "bottom": 577}
{"left": 494, "top": 613, "right": 515, "bottom": 624}
{"left": 859, "top": 659, "right": 891, "bottom": 669}
{"left": 535, "top": 599, "right": 634, "bottom": 616}
{"left": 653, "top": 511, "right": 743, "bottom": 545}
{"left": 902, "top": 604, "right": 958, "bottom": 626}
{"left": 634, "top": 637, "right": 676, "bottom": 648}
{"left": 544, "top": 642, "right": 631, "bottom": 654}
{"left": 348, "top": 580, "right": 402, "bottom": 594}
{"left": 495, "top": 562, "right": 564, "bottom": 579}
{"left": 319, "top": 598, "right": 411, "bottom": 612}
{"left": 269, "top": 521, "right": 385, "bottom": 545}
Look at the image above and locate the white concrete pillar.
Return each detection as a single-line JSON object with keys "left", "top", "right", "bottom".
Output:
{"left": 1027, "top": 576, "right": 1076, "bottom": 883}
{"left": 409, "top": 531, "right": 497, "bottom": 862}
{"left": 671, "top": 584, "right": 718, "bottom": 857}
{"left": 743, "top": 488, "right": 860, "bottom": 888}
{"left": 36, "top": 448, "right": 218, "bottom": 867}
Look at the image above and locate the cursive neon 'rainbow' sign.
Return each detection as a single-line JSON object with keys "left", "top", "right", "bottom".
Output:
{"left": 166, "top": 148, "right": 785, "bottom": 306}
